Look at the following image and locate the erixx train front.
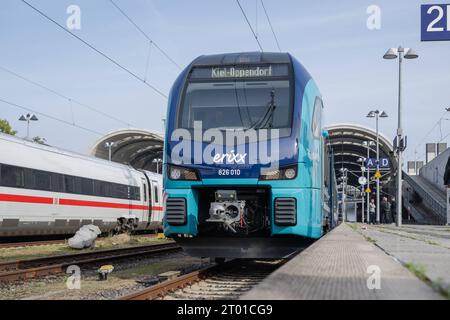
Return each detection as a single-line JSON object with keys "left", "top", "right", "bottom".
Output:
{"left": 163, "top": 52, "right": 325, "bottom": 258}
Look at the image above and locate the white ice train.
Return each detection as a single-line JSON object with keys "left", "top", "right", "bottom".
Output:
{"left": 0, "top": 133, "right": 163, "bottom": 237}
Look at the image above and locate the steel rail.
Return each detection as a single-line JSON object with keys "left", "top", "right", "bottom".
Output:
{"left": 119, "top": 264, "right": 216, "bottom": 300}
{"left": 0, "top": 242, "right": 179, "bottom": 282}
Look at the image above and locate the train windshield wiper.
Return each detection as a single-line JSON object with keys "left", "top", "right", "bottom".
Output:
{"left": 248, "top": 90, "right": 277, "bottom": 130}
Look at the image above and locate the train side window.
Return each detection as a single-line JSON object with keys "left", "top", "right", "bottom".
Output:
{"left": 129, "top": 186, "right": 140, "bottom": 201}
{"left": 135, "top": 186, "right": 141, "bottom": 201}
{"left": 34, "top": 170, "right": 52, "bottom": 191}
{"left": 94, "top": 180, "right": 106, "bottom": 197}
{"left": 64, "top": 175, "right": 76, "bottom": 193}
{"left": 51, "top": 173, "right": 64, "bottom": 192}
{"left": 143, "top": 183, "right": 147, "bottom": 202}
{"left": 154, "top": 185, "right": 159, "bottom": 203}
{"left": 80, "top": 178, "right": 94, "bottom": 195}
{"left": 114, "top": 184, "right": 128, "bottom": 199}
{"left": 1, "top": 164, "right": 24, "bottom": 188}
{"left": 23, "top": 168, "right": 34, "bottom": 189}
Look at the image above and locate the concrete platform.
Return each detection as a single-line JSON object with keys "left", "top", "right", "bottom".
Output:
{"left": 242, "top": 224, "right": 443, "bottom": 300}
{"left": 359, "top": 224, "right": 450, "bottom": 291}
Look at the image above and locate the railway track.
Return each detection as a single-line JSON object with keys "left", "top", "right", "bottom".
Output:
{"left": 0, "top": 239, "right": 67, "bottom": 249}
{"left": 120, "top": 259, "right": 286, "bottom": 300}
{"left": 0, "top": 242, "right": 180, "bottom": 283}
{"left": 0, "top": 233, "right": 159, "bottom": 249}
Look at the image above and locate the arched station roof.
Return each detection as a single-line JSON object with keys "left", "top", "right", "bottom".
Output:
{"left": 90, "top": 129, "right": 164, "bottom": 172}
{"left": 325, "top": 123, "right": 396, "bottom": 188}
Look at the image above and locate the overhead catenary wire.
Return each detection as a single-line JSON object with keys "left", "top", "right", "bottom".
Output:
{"left": 143, "top": 41, "right": 153, "bottom": 83}
{"left": 0, "top": 65, "right": 134, "bottom": 127}
{"left": 0, "top": 97, "right": 104, "bottom": 136}
{"left": 20, "top": 0, "right": 168, "bottom": 99}
{"left": 407, "top": 109, "right": 448, "bottom": 161}
{"left": 260, "top": 0, "right": 282, "bottom": 52}
{"left": 235, "top": 0, "right": 264, "bottom": 52}
{"left": 108, "top": 0, "right": 181, "bottom": 70}
{"left": 413, "top": 125, "right": 450, "bottom": 162}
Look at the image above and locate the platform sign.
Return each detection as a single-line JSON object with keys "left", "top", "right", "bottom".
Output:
{"left": 421, "top": 4, "right": 450, "bottom": 41}
{"left": 374, "top": 170, "right": 382, "bottom": 179}
{"left": 366, "top": 158, "right": 390, "bottom": 169}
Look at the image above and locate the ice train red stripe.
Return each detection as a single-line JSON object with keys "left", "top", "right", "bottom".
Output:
{"left": 0, "top": 193, "right": 53, "bottom": 204}
{"left": 0, "top": 193, "right": 163, "bottom": 211}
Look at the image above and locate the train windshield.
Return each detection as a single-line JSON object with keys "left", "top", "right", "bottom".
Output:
{"left": 178, "top": 64, "right": 292, "bottom": 135}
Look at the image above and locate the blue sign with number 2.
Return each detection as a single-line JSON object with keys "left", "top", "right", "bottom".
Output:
{"left": 421, "top": 4, "right": 450, "bottom": 41}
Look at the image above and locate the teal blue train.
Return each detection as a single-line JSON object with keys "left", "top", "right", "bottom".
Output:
{"left": 163, "top": 52, "right": 337, "bottom": 259}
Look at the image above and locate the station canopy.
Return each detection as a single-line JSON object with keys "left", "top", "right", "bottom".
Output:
{"left": 90, "top": 129, "right": 164, "bottom": 172}
{"left": 325, "top": 124, "right": 396, "bottom": 189}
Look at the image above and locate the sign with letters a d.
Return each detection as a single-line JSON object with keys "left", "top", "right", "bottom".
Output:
{"left": 421, "top": 4, "right": 450, "bottom": 41}
{"left": 366, "top": 158, "right": 390, "bottom": 169}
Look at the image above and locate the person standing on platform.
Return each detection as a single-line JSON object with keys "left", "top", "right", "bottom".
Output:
{"left": 391, "top": 196, "right": 397, "bottom": 224}
{"left": 369, "top": 198, "right": 376, "bottom": 224}
{"left": 383, "top": 197, "right": 392, "bottom": 223}
{"left": 380, "top": 197, "right": 387, "bottom": 223}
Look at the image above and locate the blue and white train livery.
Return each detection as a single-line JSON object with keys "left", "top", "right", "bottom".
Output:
{"left": 163, "top": 52, "right": 335, "bottom": 258}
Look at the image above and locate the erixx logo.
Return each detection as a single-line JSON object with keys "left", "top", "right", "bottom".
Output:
{"left": 213, "top": 151, "right": 247, "bottom": 164}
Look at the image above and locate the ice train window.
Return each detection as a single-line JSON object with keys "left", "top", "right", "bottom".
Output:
{"left": 80, "top": 178, "right": 94, "bottom": 195}
{"left": 34, "top": 170, "right": 51, "bottom": 191}
{"left": 130, "top": 186, "right": 140, "bottom": 201}
{"left": 64, "top": 176, "right": 76, "bottom": 193}
{"left": 154, "top": 185, "right": 159, "bottom": 203}
{"left": 1, "top": 165, "right": 24, "bottom": 188}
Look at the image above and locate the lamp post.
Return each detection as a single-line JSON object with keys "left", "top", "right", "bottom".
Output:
{"left": 357, "top": 157, "right": 366, "bottom": 223}
{"left": 383, "top": 46, "right": 419, "bottom": 227}
{"left": 105, "top": 142, "right": 115, "bottom": 161}
{"left": 363, "top": 140, "right": 376, "bottom": 223}
{"left": 19, "top": 114, "right": 38, "bottom": 140}
{"left": 339, "top": 168, "right": 348, "bottom": 222}
{"left": 153, "top": 158, "right": 163, "bottom": 174}
{"left": 367, "top": 110, "right": 388, "bottom": 224}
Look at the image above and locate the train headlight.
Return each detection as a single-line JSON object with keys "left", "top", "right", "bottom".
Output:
{"left": 259, "top": 165, "right": 297, "bottom": 180}
{"left": 170, "top": 167, "right": 181, "bottom": 180}
{"left": 284, "top": 168, "right": 296, "bottom": 179}
{"left": 168, "top": 165, "right": 200, "bottom": 181}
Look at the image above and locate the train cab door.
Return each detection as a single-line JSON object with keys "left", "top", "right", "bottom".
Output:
{"left": 141, "top": 177, "right": 151, "bottom": 224}
{"left": 150, "top": 180, "right": 161, "bottom": 223}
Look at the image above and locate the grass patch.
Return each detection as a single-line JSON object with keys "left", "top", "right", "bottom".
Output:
{"left": 365, "top": 236, "right": 376, "bottom": 244}
{"left": 405, "top": 262, "right": 427, "bottom": 282}
{"left": 405, "top": 262, "right": 450, "bottom": 299}
{"left": 431, "top": 278, "right": 450, "bottom": 300}
{"left": 0, "top": 234, "right": 171, "bottom": 263}
{"left": 375, "top": 226, "right": 448, "bottom": 249}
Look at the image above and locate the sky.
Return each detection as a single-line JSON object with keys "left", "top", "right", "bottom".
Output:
{"left": 0, "top": 0, "right": 449, "bottom": 163}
